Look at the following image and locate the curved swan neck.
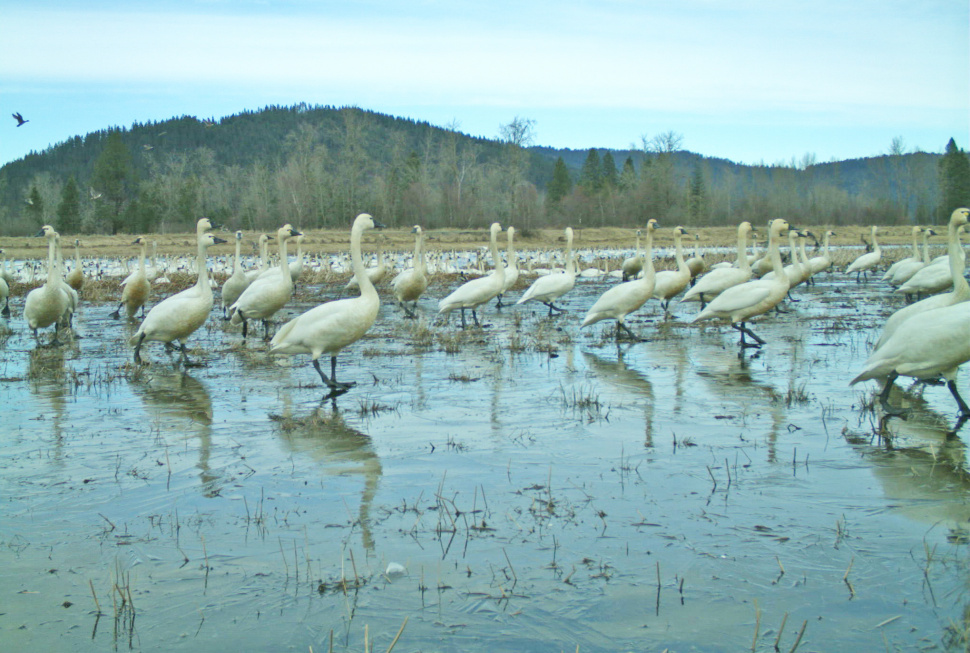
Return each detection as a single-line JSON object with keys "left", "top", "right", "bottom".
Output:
{"left": 490, "top": 224, "right": 504, "bottom": 274}
{"left": 195, "top": 236, "right": 211, "bottom": 291}
{"left": 351, "top": 221, "right": 378, "bottom": 298}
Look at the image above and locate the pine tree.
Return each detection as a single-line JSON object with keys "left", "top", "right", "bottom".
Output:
{"left": 619, "top": 157, "right": 638, "bottom": 191}
{"left": 601, "top": 152, "right": 618, "bottom": 188}
{"left": 91, "top": 130, "right": 134, "bottom": 233}
{"left": 687, "top": 166, "right": 709, "bottom": 224}
{"left": 56, "top": 176, "right": 81, "bottom": 234}
{"left": 24, "top": 186, "right": 44, "bottom": 225}
{"left": 938, "top": 138, "right": 970, "bottom": 219}
{"left": 579, "top": 149, "right": 602, "bottom": 195}
{"left": 546, "top": 157, "right": 572, "bottom": 205}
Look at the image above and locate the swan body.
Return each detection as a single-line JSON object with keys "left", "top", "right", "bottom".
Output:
{"left": 682, "top": 222, "right": 753, "bottom": 306}
{"left": 130, "top": 219, "right": 225, "bottom": 364}
{"left": 889, "top": 228, "right": 935, "bottom": 286}
{"left": 246, "top": 234, "right": 273, "bottom": 282}
{"left": 24, "top": 226, "right": 71, "bottom": 342}
{"left": 621, "top": 230, "right": 643, "bottom": 281}
{"left": 391, "top": 225, "right": 428, "bottom": 317}
{"left": 807, "top": 230, "right": 835, "bottom": 275}
{"left": 221, "top": 230, "right": 251, "bottom": 317}
{"left": 496, "top": 226, "right": 519, "bottom": 307}
{"left": 882, "top": 226, "right": 922, "bottom": 281}
{"left": 65, "top": 239, "right": 84, "bottom": 291}
{"left": 438, "top": 223, "right": 505, "bottom": 328}
{"left": 845, "top": 225, "right": 881, "bottom": 282}
{"left": 270, "top": 213, "right": 383, "bottom": 394}
{"left": 112, "top": 237, "right": 151, "bottom": 319}
{"left": 691, "top": 218, "right": 791, "bottom": 349}
{"left": 652, "top": 226, "right": 691, "bottom": 313}
{"left": 345, "top": 235, "right": 387, "bottom": 289}
{"left": 581, "top": 219, "right": 658, "bottom": 339}
{"left": 685, "top": 234, "right": 706, "bottom": 280}
{"left": 895, "top": 233, "right": 965, "bottom": 297}
{"left": 230, "top": 224, "right": 302, "bottom": 338}
{"left": 516, "top": 227, "right": 575, "bottom": 315}
{"left": 874, "top": 209, "right": 970, "bottom": 351}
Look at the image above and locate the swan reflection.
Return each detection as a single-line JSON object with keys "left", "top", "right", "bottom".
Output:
{"left": 583, "top": 346, "right": 655, "bottom": 446}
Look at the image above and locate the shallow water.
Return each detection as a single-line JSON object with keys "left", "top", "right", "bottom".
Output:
{"left": 2, "top": 273, "right": 970, "bottom": 652}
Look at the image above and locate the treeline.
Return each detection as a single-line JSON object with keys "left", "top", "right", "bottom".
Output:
{"left": 1, "top": 103, "right": 968, "bottom": 236}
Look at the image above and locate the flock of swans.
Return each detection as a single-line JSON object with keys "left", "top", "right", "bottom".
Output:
{"left": 2, "top": 209, "right": 969, "bottom": 414}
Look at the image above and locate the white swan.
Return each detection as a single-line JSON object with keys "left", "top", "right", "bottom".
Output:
{"left": 652, "top": 226, "right": 692, "bottom": 314}
{"left": 65, "top": 238, "right": 84, "bottom": 291}
{"left": 686, "top": 233, "right": 706, "bottom": 280}
{"left": 621, "top": 230, "right": 644, "bottom": 281}
{"left": 516, "top": 227, "right": 576, "bottom": 315}
{"left": 681, "top": 222, "right": 754, "bottom": 308}
{"left": 221, "top": 230, "right": 251, "bottom": 318}
{"left": 581, "top": 219, "right": 658, "bottom": 340}
{"left": 391, "top": 225, "right": 428, "bottom": 318}
{"left": 246, "top": 234, "right": 273, "bottom": 283}
{"left": 54, "top": 234, "right": 78, "bottom": 328}
{"left": 889, "top": 228, "right": 935, "bottom": 287}
{"left": 24, "top": 226, "right": 72, "bottom": 344}
{"left": 496, "top": 226, "right": 520, "bottom": 307}
{"left": 438, "top": 223, "right": 505, "bottom": 328}
{"left": 882, "top": 226, "right": 922, "bottom": 282}
{"left": 851, "top": 301, "right": 970, "bottom": 418}
{"left": 895, "top": 228, "right": 965, "bottom": 298}
{"left": 230, "top": 224, "right": 302, "bottom": 339}
{"left": 345, "top": 234, "right": 387, "bottom": 290}
{"left": 111, "top": 237, "right": 151, "bottom": 320}
{"left": 873, "top": 208, "right": 970, "bottom": 351}
{"left": 807, "top": 229, "right": 835, "bottom": 276}
{"left": 690, "top": 218, "right": 792, "bottom": 350}
{"left": 845, "top": 225, "right": 881, "bottom": 282}
{"left": 131, "top": 218, "right": 225, "bottom": 364}
{"left": 270, "top": 213, "right": 384, "bottom": 395}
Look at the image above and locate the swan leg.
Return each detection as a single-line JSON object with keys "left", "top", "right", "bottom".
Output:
{"left": 732, "top": 322, "right": 765, "bottom": 349}
{"left": 110, "top": 302, "right": 123, "bottom": 319}
{"left": 312, "top": 357, "right": 355, "bottom": 392}
{"left": 262, "top": 319, "right": 272, "bottom": 340}
{"left": 458, "top": 308, "right": 468, "bottom": 329}
{"left": 543, "top": 302, "right": 565, "bottom": 316}
{"left": 495, "top": 293, "right": 504, "bottom": 309}
{"left": 240, "top": 313, "right": 249, "bottom": 339}
{"left": 471, "top": 308, "right": 481, "bottom": 327}
{"left": 699, "top": 294, "right": 707, "bottom": 310}
{"left": 616, "top": 321, "right": 642, "bottom": 341}
{"left": 133, "top": 332, "right": 146, "bottom": 364}
{"left": 947, "top": 380, "right": 970, "bottom": 417}
{"left": 877, "top": 371, "right": 908, "bottom": 419}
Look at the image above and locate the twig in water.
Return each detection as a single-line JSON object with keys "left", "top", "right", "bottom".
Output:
{"left": 774, "top": 612, "right": 789, "bottom": 652}
{"left": 843, "top": 556, "right": 855, "bottom": 598}
{"left": 788, "top": 620, "right": 808, "bottom": 653}
{"left": 752, "top": 599, "right": 761, "bottom": 652}
{"left": 89, "top": 579, "right": 102, "bottom": 614}
{"left": 385, "top": 616, "right": 409, "bottom": 653}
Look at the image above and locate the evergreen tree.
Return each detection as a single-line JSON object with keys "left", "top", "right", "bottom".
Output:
{"left": 688, "top": 166, "right": 709, "bottom": 224}
{"left": 601, "top": 152, "right": 618, "bottom": 188}
{"left": 24, "top": 186, "right": 44, "bottom": 225}
{"left": 546, "top": 157, "right": 572, "bottom": 205}
{"left": 579, "top": 149, "right": 602, "bottom": 195}
{"left": 91, "top": 130, "right": 134, "bottom": 233}
{"left": 56, "top": 176, "right": 81, "bottom": 234}
{"left": 619, "top": 157, "right": 638, "bottom": 191}
{"left": 938, "top": 138, "right": 970, "bottom": 219}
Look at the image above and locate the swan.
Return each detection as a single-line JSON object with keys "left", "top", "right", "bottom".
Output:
{"left": 895, "top": 229, "right": 965, "bottom": 298}
{"left": 111, "top": 237, "right": 151, "bottom": 320}
{"left": 851, "top": 301, "right": 970, "bottom": 418}
{"left": 516, "top": 227, "right": 576, "bottom": 315}
{"left": 889, "top": 228, "right": 935, "bottom": 287}
{"left": 230, "top": 224, "right": 302, "bottom": 339}
{"left": 23, "top": 226, "right": 71, "bottom": 344}
{"left": 495, "top": 226, "right": 520, "bottom": 308}
{"left": 807, "top": 229, "right": 835, "bottom": 276}
{"left": 0, "top": 249, "right": 13, "bottom": 287}
{"left": 681, "top": 222, "right": 754, "bottom": 308}
{"left": 345, "top": 234, "right": 387, "bottom": 290}
{"left": 873, "top": 208, "right": 970, "bottom": 351}
{"left": 621, "top": 230, "right": 644, "bottom": 281}
{"left": 391, "top": 225, "right": 428, "bottom": 318}
{"left": 221, "top": 230, "right": 251, "bottom": 318}
{"left": 245, "top": 234, "right": 273, "bottom": 283}
{"left": 690, "top": 218, "right": 792, "bottom": 350}
{"left": 54, "top": 234, "right": 79, "bottom": 327}
{"left": 270, "top": 213, "right": 384, "bottom": 395}
{"left": 686, "top": 233, "right": 706, "bottom": 281}
{"left": 130, "top": 218, "right": 225, "bottom": 364}
{"left": 845, "top": 225, "right": 881, "bottom": 282}
{"left": 581, "top": 219, "right": 658, "bottom": 340}
{"left": 65, "top": 239, "right": 84, "bottom": 291}
{"left": 652, "top": 226, "right": 691, "bottom": 315}
{"left": 438, "top": 223, "right": 505, "bottom": 328}
{"left": 0, "top": 251, "right": 8, "bottom": 318}
{"left": 882, "top": 226, "right": 922, "bottom": 282}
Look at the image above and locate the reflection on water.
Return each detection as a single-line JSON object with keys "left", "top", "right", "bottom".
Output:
{"left": 272, "top": 404, "right": 382, "bottom": 551}
{"left": 27, "top": 346, "right": 70, "bottom": 463}
{"left": 583, "top": 346, "right": 655, "bottom": 446}
{"left": 129, "top": 370, "right": 219, "bottom": 496}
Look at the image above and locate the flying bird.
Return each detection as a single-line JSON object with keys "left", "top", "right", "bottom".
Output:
{"left": 12, "top": 112, "right": 28, "bottom": 127}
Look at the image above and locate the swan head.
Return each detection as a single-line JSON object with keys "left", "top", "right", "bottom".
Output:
{"left": 489, "top": 222, "right": 502, "bottom": 239}
{"left": 768, "top": 218, "right": 790, "bottom": 238}
{"left": 646, "top": 219, "right": 659, "bottom": 232}
{"left": 507, "top": 226, "right": 515, "bottom": 241}
{"left": 951, "top": 207, "right": 970, "bottom": 227}
{"left": 410, "top": 225, "right": 422, "bottom": 235}
{"left": 196, "top": 217, "right": 215, "bottom": 233}
{"left": 278, "top": 224, "right": 302, "bottom": 240}
{"left": 132, "top": 236, "right": 147, "bottom": 245}
{"left": 739, "top": 221, "right": 753, "bottom": 235}
{"left": 36, "top": 225, "right": 56, "bottom": 238}
{"left": 235, "top": 230, "right": 243, "bottom": 241}
{"left": 200, "top": 233, "right": 227, "bottom": 248}
{"left": 354, "top": 213, "right": 386, "bottom": 231}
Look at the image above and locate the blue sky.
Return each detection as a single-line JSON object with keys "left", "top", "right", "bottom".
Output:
{"left": 1, "top": 0, "right": 967, "bottom": 168}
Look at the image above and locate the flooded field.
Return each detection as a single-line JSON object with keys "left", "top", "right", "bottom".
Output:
{"left": 2, "top": 269, "right": 970, "bottom": 652}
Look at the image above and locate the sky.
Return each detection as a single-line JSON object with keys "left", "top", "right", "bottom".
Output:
{"left": 1, "top": 0, "right": 967, "bottom": 168}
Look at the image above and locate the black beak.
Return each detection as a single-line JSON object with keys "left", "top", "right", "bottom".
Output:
{"left": 34, "top": 229, "right": 45, "bottom": 237}
{"left": 212, "top": 237, "right": 228, "bottom": 245}
{"left": 374, "top": 220, "right": 387, "bottom": 229}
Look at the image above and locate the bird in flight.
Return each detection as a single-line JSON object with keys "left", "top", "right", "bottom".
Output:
{"left": 12, "top": 112, "right": 28, "bottom": 127}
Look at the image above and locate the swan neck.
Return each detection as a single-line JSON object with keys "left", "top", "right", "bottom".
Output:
{"left": 47, "top": 235, "right": 58, "bottom": 284}
{"left": 641, "top": 229, "right": 655, "bottom": 283}
{"left": 195, "top": 236, "right": 210, "bottom": 290}
{"left": 490, "top": 228, "right": 504, "bottom": 273}
{"left": 769, "top": 230, "right": 786, "bottom": 276}
{"left": 736, "top": 229, "right": 749, "bottom": 270}
{"left": 139, "top": 242, "right": 147, "bottom": 271}
{"left": 351, "top": 223, "right": 377, "bottom": 298}
{"left": 949, "top": 221, "right": 966, "bottom": 277}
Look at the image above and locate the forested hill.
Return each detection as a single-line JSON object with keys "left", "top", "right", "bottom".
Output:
{"left": 0, "top": 103, "right": 962, "bottom": 236}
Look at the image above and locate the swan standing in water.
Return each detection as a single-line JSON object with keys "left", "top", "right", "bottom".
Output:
{"left": 270, "top": 213, "right": 384, "bottom": 396}
{"left": 391, "top": 225, "right": 428, "bottom": 318}
{"left": 690, "top": 218, "right": 792, "bottom": 350}
{"left": 66, "top": 239, "right": 84, "bottom": 292}
{"left": 621, "top": 229, "right": 644, "bottom": 281}
{"left": 581, "top": 219, "right": 658, "bottom": 340}
{"left": 230, "top": 224, "right": 302, "bottom": 339}
{"left": 495, "top": 226, "right": 519, "bottom": 308}
{"left": 516, "top": 227, "right": 576, "bottom": 315}
{"left": 845, "top": 225, "right": 881, "bottom": 282}
{"left": 221, "top": 230, "right": 251, "bottom": 319}
{"left": 682, "top": 222, "right": 754, "bottom": 308}
{"left": 111, "top": 237, "right": 151, "bottom": 319}
{"left": 345, "top": 234, "right": 387, "bottom": 290}
{"left": 651, "top": 226, "right": 691, "bottom": 315}
{"left": 24, "top": 225, "right": 71, "bottom": 345}
{"left": 131, "top": 218, "right": 226, "bottom": 365}
{"left": 438, "top": 223, "right": 505, "bottom": 329}
{"left": 882, "top": 226, "right": 922, "bottom": 282}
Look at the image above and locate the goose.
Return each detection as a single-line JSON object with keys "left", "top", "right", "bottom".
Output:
{"left": 882, "top": 226, "right": 922, "bottom": 281}
{"left": 221, "top": 230, "right": 251, "bottom": 318}
{"left": 845, "top": 225, "right": 881, "bottom": 282}
{"left": 895, "top": 229, "right": 965, "bottom": 298}
{"left": 495, "top": 226, "right": 519, "bottom": 308}
{"left": 230, "top": 224, "right": 302, "bottom": 339}
{"left": 651, "top": 226, "right": 691, "bottom": 315}
{"left": 581, "top": 219, "right": 658, "bottom": 340}
{"left": 685, "top": 234, "right": 706, "bottom": 281}
{"left": 130, "top": 218, "right": 225, "bottom": 364}
{"left": 690, "top": 218, "right": 792, "bottom": 350}
{"left": 516, "top": 227, "right": 576, "bottom": 315}
{"left": 270, "top": 213, "right": 384, "bottom": 395}
{"left": 873, "top": 208, "right": 970, "bottom": 351}
{"left": 620, "top": 230, "right": 644, "bottom": 281}
{"left": 889, "top": 228, "right": 935, "bottom": 287}
{"left": 345, "top": 235, "right": 387, "bottom": 290}
{"left": 65, "top": 239, "right": 84, "bottom": 291}
{"left": 682, "top": 222, "right": 754, "bottom": 308}
{"left": 438, "top": 223, "right": 505, "bottom": 329}
{"left": 807, "top": 229, "right": 835, "bottom": 276}
{"left": 111, "top": 237, "right": 151, "bottom": 320}
{"left": 391, "top": 225, "right": 428, "bottom": 318}
{"left": 851, "top": 302, "right": 970, "bottom": 418}
{"left": 23, "top": 226, "right": 71, "bottom": 344}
